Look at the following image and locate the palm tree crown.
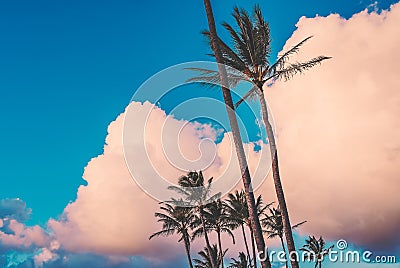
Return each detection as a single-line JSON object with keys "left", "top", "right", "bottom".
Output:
{"left": 149, "top": 203, "right": 195, "bottom": 242}
{"left": 229, "top": 252, "right": 250, "bottom": 268}
{"left": 300, "top": 236, "right": 333, "bottom": 268}
{"left": 190, "top": 5, "right": 330, "bottom": 106}
{"left": 194, "top": 244, "right": 227, "bottom": 268}
{"left": 149, "top": 203, "right": 196, "bottom": 268}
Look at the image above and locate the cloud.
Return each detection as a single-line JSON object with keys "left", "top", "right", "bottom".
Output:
{"left": 263, "top": 2, "right": 400, "bottom": 252}
{"left": 48, "top": 3, "right": 400, "bottom": 263}
{"left": 46, "top": 100, "right": 269, "bottom": 262}
{"left": 0, "top": 198, "right": 32, "bottom": 222}
{"left": 0, "top": 199, "right": 50, "bottom": 254}
{"left": 0, "top": 219, "right": 49, "bottom": 249}
{"left": 47, "top": 101, "right": 234, "bottom": 260}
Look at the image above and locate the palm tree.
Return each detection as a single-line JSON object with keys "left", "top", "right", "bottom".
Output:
{"left": 194, "top": 199, "right": 236, "bottom": 268}
{"left": 168, "top": 171, "right": 220, "bottom": 268}
{"left": 149, "top": 203, "right": 196, "bottom": 268}
{"left": 226, "top": 191, "right": 252, "bottom": 265}
{"left": 192, "top": 5, "right": 330, "bottom": 268}
{"left": 226, "top": 190, "right": 271, "bottom": 268}
{"left": 248, "top": 195, "right": 270, "bottom": 268}
{"left": 194, "top": 244, "right": 227, "bottom": 268}
{"left": 300, "top": 236, "right": 333, "bottom": 268}
{"left": 201, "top": 2, "right": 272, "bottom": 267}
{"left": 229, "top": 252, "right": 250, "bottom": 268}
{"left": 262, "top": 206, "right": 306, "bottom": 267}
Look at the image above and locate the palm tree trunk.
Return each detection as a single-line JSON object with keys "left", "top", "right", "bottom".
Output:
{"left": 249, "top": 225, "right": 258, "bottom": 268}
{"left": 202, "top": 1, "right": 271, "bottom": 268}
{"left": 184, "top": 236, "right": 194, "bottom": 268}
{"left": 200, "top": 207, "right": 217, "bottom": 268}
{"left": 241, "top": 224, "right": 252, "bottom": 266}
{"left": 217, "top": 229, "right": 224, "bottom": 268}
{"left": 279, "top": 235, "right": 288, "bottom": 268}
{"left": 257, "top": 89, "right": 299, "bottom": 268}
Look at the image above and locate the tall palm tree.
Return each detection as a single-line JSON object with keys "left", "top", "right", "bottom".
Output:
{"left": 194, "top": 244, "right": 227, "bottom": 268}
{"left": 300, "top": 236, "right": 333, "bottom": 268}
{"left": 194, "top": 199, "right": 236, "bottom": 268}
{"left": 229, "top": 252, "right": 250, "bottom": 268}
{"left": 202, "top": 1, "right": 271, "bottom": 268}
{"left": 169, "top": 171, "right": 220, "bottom": 268}
{"left": 192, "top": 5, "right": 330, "bottom": 268}
{"left": 149, "top": 203, "right": 196, "bottom": 268}
{"left": 262, "top": 206, "right": 306, "bottom": 267}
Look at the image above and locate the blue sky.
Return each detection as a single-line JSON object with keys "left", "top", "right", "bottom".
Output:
{"left": 0, "top": 0, "right": 399, "bottom": 267}
{"left": 1, "top": 0, "right": 397, "bottom": 226}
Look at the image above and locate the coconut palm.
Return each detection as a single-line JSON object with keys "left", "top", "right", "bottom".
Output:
{"left": 226, "top": 190, "right": 271, "bottom": 268}
{"left": 191, "top": 5, "right": 331, "bottom": 268}
{"left": 149, "top": 203, "right": 196, "bottom": 268}
{"left": 168, "top": 171, "right": 220, "bottom": 268}
{"left": 262, "top": 206, "right": 306, "bottom": 267}
{"left": 225, "top": 191, "right": 252, "bottom": 265}
{"left": 194, "top": 244, "right": 227, "bottom": 268}
{"left": 229, "top": 252, "right": 250, "bottom": 268}
{"left": 193, "top": 199, "right": 236, "bottom": 268}
{"left": 201, "top": 1, "right": 272, "bottom": 268}
{"left": 300, "top": 236, "right": 333, "bottom": 268}
{"left": 248, "top": 194, "right": 270, "bottom": 268}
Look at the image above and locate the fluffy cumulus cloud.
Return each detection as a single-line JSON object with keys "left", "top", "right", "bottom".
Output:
{"left": 0, "top": 199, "right": 56, "bottom": 267}
{"left": 265, "top": 2, "right": 400, "bottom": 252}
{"left": 0, "top": 199, "right": 50, "bottom": 253}
{"left": 47, "top": 101, "right": 268, "bottom": 263}
{"left": 47, "top": 102, "right": 185, "bottom": 260}
{"left": 0, "top": 198, "right": 32, "bottom": 222}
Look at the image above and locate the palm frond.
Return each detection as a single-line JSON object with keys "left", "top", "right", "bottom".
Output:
{"left": 186, "top": 64, "right": 251, "bottom": 89}
{"left": 253, "top": 4, "right": 271, "bottom": 67}
{"left": 149, "top": 228, "right": 176, "bottom": 240}
{"left": 202, "top": 30, "right": 251, "bottom": 74}
{"left": 274, "top": 56, "right": 331, "bottom": 81}
{"left": 234, "top": 85, "right": 258, "bottom": 108}
{"left": 222, "top": 20, "right": 253, "bottom": 67}
{"left": 292, "top": 220, "right": 307, "bottom": 230}
{"left": 269, "top": 36, "right": 313, "bottom": 74}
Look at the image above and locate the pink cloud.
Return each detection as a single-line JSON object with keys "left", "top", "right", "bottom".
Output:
{"left": 46, "top": 101, "right": 270, "bottom": 260}
{"left": 45, "top": 3, "right": 400, "bottom": 262}
{"left": 0, "top": 219, "right": 49, "bottom": 248}
{"left": 263, "top": 3, "right": 400, "bottom": 250}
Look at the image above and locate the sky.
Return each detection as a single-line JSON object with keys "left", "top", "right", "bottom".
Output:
{"left": 0, "top": 0, "right": 400, "bottom": 267}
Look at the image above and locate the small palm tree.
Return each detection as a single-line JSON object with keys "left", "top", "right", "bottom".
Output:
{"left": 194, "top": 244, "right": 227, "bottom": 268}
{"left": 226, "top": 191, "right": 251, "bottom": 265}
{"left": 229, "top": 252, "right": 250, "bottom": 268}
{"left": 168, "top": 171, "right": 220, "bottom": 268}
{"left": 149, "top": 203, "right": 196, "bottom": 268}
{"left": 262, "top": 206, "right": 306, "bottom": 267}
{"left": 226, "top": 190, "right": 271, "bottom": 268}
{"left": 189, "top": 5, "right": 330, "bottom": 268}
{"left": 300, "top": 236, "right": 333, "bottom": 268}
{"left": 193, "top": 199, "right": 236, "bottom": 268}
